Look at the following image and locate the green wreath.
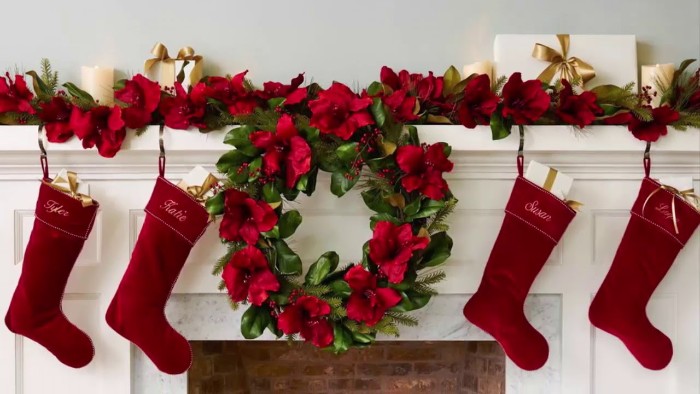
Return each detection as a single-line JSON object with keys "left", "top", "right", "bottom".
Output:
{"left": 205, "top": 80, "right": 456, "bottom": 352}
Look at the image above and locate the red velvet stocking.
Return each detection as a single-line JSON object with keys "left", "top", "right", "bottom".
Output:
{"left": 463, "top": 176, "right": 576, "bottom": 370}
{"left": 5, "top": 181, "right": 99, "bottom": 368}
{"left": 106, "top": 177, "right": 209, "bottom": 375}
{"left": 589, "top": 177, "right": 700, "bottom": 370}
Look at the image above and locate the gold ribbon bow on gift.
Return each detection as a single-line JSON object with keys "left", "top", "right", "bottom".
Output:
{"left": 642, "top": 185, "right": 700, "bottom": 234}
{"left": 144, "top": 42, "right": 203, "bottom": 86}
{"left": 185, "top": 174, "right": 220, "bottom": 203}
{"left": 532, "top": 34, "right": 596, "bottom": 85}
{"left": 49, "top": 171, "right": 93, "bottom": 207}
{"left": 541, "top": 166, "right": 584, "bottom": 211}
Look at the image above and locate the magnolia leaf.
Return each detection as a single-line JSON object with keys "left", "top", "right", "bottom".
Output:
{"left": 379, "top": 137, "right": 397, "bottom": 157}
{"left": 490, "top": 111, "right": 511, "bottom": 140}
{"left": 403, "top": 197, "right": 422, "bottom": 216}
{"left": 391, "top": 290, "right": 432, "bottom": 312}
{"left": 305, "top": 251, "right": 339, "bottom": 285}
{"left": 367, "top": 81, "right": 385, "bottom": 96}
{"left": 62, "top": 82, "right": 96, "bottom": 105}
{"left": 278, "top": 210, "right": 302, "bottom": 238}
{"left": 330, "top": 171, "right": 358, "bottom": 197}
{"left": 387, "top": 193, "right": 406, "bottom": 209}
{"left": 241, "top": 305, "right": 271, "bottom": 339}
{"left": 336, "top": 142, "right": 359, "bottom": 163}
{"left": 205, "top": 192, "right": 225, "bottom": 216}
{"left": 216, "top": 150, "right": 249, "bottom": 174}
{"left": 426, "top": 114, "right": 453, "bottom": 124}
{"left": 332, "top": 323, "right": 353, "bottom": 354}
{"left": 330, "top": 280, "right": 352, "bottom": 298}
{"left": 248, "top": 157, "right": 263, "bottom": 182}
{"left": 442, "top": 65, "right": 461, "bottom": 97}
{"left": 421, "top": 231, "right": 453, "bottom": 267}
{"left": 274, "top": 239, "right": 302, "bottom": 275}
{"left": 361, "top": 189, "right": 395, "bottom": 214}
{"left": 371, "top": 97, "right": 387, "bottom": 127}
{"left": 262, "top": 182, "right": 282, "bottom": 204}
{"left": 25, "top": 70, "right": 52, "bottom": 100}
{"left": 410, "top": 199, "right": 445, "bottom": 219}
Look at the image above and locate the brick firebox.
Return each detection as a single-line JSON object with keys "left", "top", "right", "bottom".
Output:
{"left": 188, "top": 341, "right": 505, "bottom": 394}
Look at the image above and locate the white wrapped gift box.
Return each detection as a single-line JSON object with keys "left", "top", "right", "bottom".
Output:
{"left": 494, "top": 34, "right": 638, "bottom": 88}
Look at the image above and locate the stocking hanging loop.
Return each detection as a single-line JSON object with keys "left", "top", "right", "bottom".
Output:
{"left": 159, "top": 125, "right": 166, "bottom": 177}
{"left": 38, "top": 125, "right": 49, "bottom": 180}
{"left": 517, "top": 125, "right": 525, "bottom": 177}
{"left": 643, "top": 142, "right": 651, "bottom": 178}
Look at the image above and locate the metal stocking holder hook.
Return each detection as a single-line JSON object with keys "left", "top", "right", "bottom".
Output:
{"left": 517, "top": 125, "right": 525, "bottom": 177}
{"left": 38, "top": 125, "right": 49, "bottom": 180}
{"left": 643, "top": 141, "right": 652, "bottom": 177}
{"left": 159, "top": 124, "right": 166, "bottom": 177}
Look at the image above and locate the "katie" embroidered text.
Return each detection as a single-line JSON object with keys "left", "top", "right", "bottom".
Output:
{"left": 160, "top": 200, "right": 188, "bottom": 222}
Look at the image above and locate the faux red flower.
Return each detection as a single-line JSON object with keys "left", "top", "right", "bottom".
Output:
{"left": 501, "top": 73, "right": 550, "bottom": 124}
{"left": 159, "top": 82, "right": 207, "bottom": 129}
{"left": 380, "top": 66, "right": 403, "bottom": 91}
{"left": 345, "top": 265, "right": 402, "bottom": 326}
{"left": 309, "top": 82, "right": 374, "bottom": 140}
{"left": 115, "top": 74, "right": 161, "bottom": 129}
{"left": 39, "top": 97, "right": 74, "bottom": 142}
{"left": 603, "top": 106, "right": 680, "bottom": 142}
{"left": 556, "top": 80, "right": 602, "bottom": 128}
{"left": 368, "top": 221, "right": 429, "bottom": 283}
{"left": 396, "top": 143, "right": 454, "bottom": 200}
{"left": 0, "top": 73, "right": 35, "bottom": 115}
{"left": 222, "top": 245, "right": 279, "bottom": 306}
{"left": 456, "top": 74, "right": 499, "bottom": 128}
{"left": 219, "top": 189, "right": 278, "bottom": 244}
{"left": 206, "top": 71, "right": 260, "bottom": 115}
{"left": 277, "top": 295, "right": 334, "bottom": 347}
{"left": 380, "top": 67, "right": 446, "bottom": 110}
{"left": 687, "top": 90, "right": 700, "bottom": 109}
{"left": 257, "top": 73, "right": 307, "bottom": 106}
{"left": 70, "top": 105, "right": 126, "bottom": 158}
{"left": 382, "top": 88, "right": 419, "bottom": 122}
{"left": 249, "top": 114, "right": 311, "bottom": 188}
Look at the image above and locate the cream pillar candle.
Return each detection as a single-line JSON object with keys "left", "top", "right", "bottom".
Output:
{"left": 462, "top": 61, "right": 493, "bottom": 81}
{"left": 640, "top": 63, "right": 675, "bottom": 107}
{"left": 81, "top": 66, "right": 114, "bottom": 105}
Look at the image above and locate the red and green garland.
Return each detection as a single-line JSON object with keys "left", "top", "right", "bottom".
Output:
{"left": 2, "top": 60, "right": 700, "bottom": 350}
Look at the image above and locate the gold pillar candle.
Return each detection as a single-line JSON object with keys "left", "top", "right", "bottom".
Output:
{"left": 640, "top": 63, "right": 675, "bottom": 107}
{"left": 462, "top": 61, "right": 493, "bottom": 81}
{"left": 80, "top": 66, "right": 114, "bottom": 105}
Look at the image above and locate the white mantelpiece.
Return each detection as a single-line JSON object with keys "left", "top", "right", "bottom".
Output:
{"left": 1, "top": 125, "right": 698, "bottom": 394}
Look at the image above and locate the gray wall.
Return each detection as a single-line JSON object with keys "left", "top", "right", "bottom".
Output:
{"left": 1, "top": 0, "right": 698, "bottom": 86}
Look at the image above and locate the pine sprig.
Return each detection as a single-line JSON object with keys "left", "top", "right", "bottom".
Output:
{"left": 413, "top": 270, "right": 446, "bottom": 295}
{"left": 40, "top": 58, "right": 58, "bottom": 95}
{"left": 302, "top": 284, "right": 332, "bottom": 297}
{"left": 373, "top": 317, "right": 400, "bottom": 337}
{"left": 358, "top": 173, "right": 395, "bottom": 195}
{"left": 387, "top": 312, "right": 419, "bottom": 327}
{"left": 492, "top": 75, "right": 507, "bottom": 95}
{"left": 212, "top": 242, "right": 244, "bottom": 276}
{"left": 426, "top": 197, "right": 457, "bottom": 234}
{"left": 235, "top": 108, "right": 279, "bottom": 131}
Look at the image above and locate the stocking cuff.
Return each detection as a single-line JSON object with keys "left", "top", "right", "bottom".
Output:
{"left": 34, "top": 181, "right": 99, "bottom": 240}
{"left": 504, "top": 177, "right": 577, "bottom": 243}
{"left": 631, "top": 178, "right": 700, "bottom": 246}
{"left": 144, "top": 177, "right": 210, "bottom": 245}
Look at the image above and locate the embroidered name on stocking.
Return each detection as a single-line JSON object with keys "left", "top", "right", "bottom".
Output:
{"left": 160, "top": 200, "right": 187, "bottom": 222}
{"left": 525, "top": 200, "right": 552, "bottom": 222}
{"left": 44, "top": 200, "right": 70, "bottom": 217}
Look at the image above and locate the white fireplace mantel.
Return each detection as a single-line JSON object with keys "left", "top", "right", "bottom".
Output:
{"left": 1, "top": 125, "right": 698, "bottom": 394}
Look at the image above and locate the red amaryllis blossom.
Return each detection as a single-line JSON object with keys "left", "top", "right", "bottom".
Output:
{"left": 206, "top": 71, "right": 260, "bottom": 115}
{"left": 159, "top": 82, "right": 208, "bottom": 129}
{"left": 501, "top": 73, "right": 550, "bottom": 124}
{"left": 308, "top": 82, "right": 374, "bottom": 140}
{"left": 70, "top": 105, "right": 126, "bottom": 158}
{"left": 345, "top": 265, "right": 402, "bottom": 326}
{"left": 277, "top": 295, "right": 334, "bottom": 347}
{"left": 0, "top": 74, "right": 35, "bottom": 115}
{"left": 249, "top": 114, "right": 311, "bottom": 188}
{"left": 396, "top": 143, "right": 454, "bottom": 200}
{"left": 368, "top": 221, "right": 429, "bottom": 283}
{"left": 256, "top": 73, "right": 307, "bottom": 106}
{"left": 556, "top": 80, "right": 602, "bottom": 128}
{"left": 115, "top": 74, "right": 161, "bottom": 129}
{"left": 39, "top": 97, "right": 74, "bottom": 142}
{"left": 382, "top": 88, "right": 419, "bottom": 122}
{"left": 380, "top": 67, "right": 446, "bottom": 109}
{"left": 605, "top": 106, "right": 679, "bottom": 142}
{"left": 219, "top": 189, "right": 278, "bottom": 244}
{"left": 222, "top": 245, "right": 279, "bottom": 306}
{"left": 687, "top": 90, "right": 700, "bottom": 109}
{"left": 456, "top": 74, "right": 499, "bottom": 128}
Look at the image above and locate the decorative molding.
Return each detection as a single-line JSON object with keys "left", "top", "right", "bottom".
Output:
{"left": 0, "top": 126, "right": 697, "bottom": 180}
{"left": 128, "top": 210, "right": 145, "bottom": 255}
{"left": 591, "top": 210, "right": 630, "bottom": 265}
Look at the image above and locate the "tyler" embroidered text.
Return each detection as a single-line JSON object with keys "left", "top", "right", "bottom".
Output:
{"left": 44, "top": 200, "right": 70, "bottom": 217}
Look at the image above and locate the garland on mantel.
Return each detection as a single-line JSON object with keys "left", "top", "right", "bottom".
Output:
{"left": 2, "top": 61, "right": 699, "bottom": 351}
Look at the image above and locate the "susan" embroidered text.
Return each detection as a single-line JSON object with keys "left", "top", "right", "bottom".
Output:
{"left": 160, "top": 200, "right": 187, "bottom": 222}
{"left": 525, "top": 200, "right": 552, "bottom": 222}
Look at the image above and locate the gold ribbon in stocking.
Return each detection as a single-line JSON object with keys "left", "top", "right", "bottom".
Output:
{"left": 49, "top": 171, "right": 94, "bottom": 207}
{"left": 642, "top": 184, "right": 700, "bottom": 234}
{"left": 532, "top": 34, "right": 596, "bottom": 85}
{"left": 185, "top": 174, "right": 220, "bottom": 203}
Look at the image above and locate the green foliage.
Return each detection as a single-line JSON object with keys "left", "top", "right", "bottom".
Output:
{"left": 40, "top": 58, "right": 59, "bottom": 95}
{"left": 212, "top": 242, "right": 245, "bottom": 276}
{"left": 413, "top": 270, "right": 446, "bottom": 295}
{"left": 427, "top": 197, "right": 457, "bottom": 234}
